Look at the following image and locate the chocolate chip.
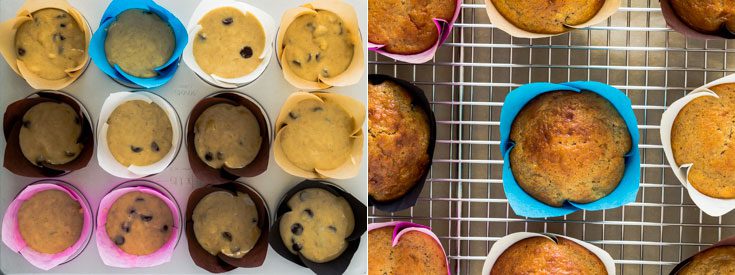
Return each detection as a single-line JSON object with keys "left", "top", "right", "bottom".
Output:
{"left": 135, "top": 197, "right": 144, "bottom": 202}
{"left": 240, "top": 46, "right": 253, "bottom": 59}
{"left": 291, "top": 60, "right": 301, "bottom": 67}
{"left": 216, "top": 152, "right": 224, "bottom": 160}
{"left": 312, "top": 107, "right": 323, "bottom": 112}
{"left": 130, "top": 145, "right": 143, "bottom": 153}
{"left": 222, "top": 231, "right": 232, "bottom": 241}
{"left": 252, "top": 218, "right": 257, "bottom": 224}
{"left": 128, "top": 208, "right": 136, "bottom": 215}
{"left": 162, "top": 225, "right": 169, "bottom": 232}
{"left": 291, "top": 223, "right": 303, "bottom": 235}
{"left": 55, "top": 13, "right": 67, "bottom": 19}
{"left": 17, "top": 48, "right": 25, "bottom": 57}
{"left": 315, "top": 53, "right": 321, "bottom": 61}
{"left": 140, "top": 215, "right": 153, "bottom": 222}
{"left": 205, "top": 152, "right": 213, "bottom": 161}
{"left": 306, "top": 22, "right": 315, "bottom": 32}
{"left": 22, "top": 120, "right": 30, "bottom": 128}
{"left": 151, "top": 141, "right": 159, "bottom": 152}
{"left": 328, "top": 225, "right": 337, "bottom": 232}
{"left": 121, "top": 222, "right": 131, "bottom": 233}
{"left": 60, "top": 23, "right": 66, "bottom": 28}
{"left": 307, "top": 53, "right": 312, "bottom": 62}
{"left": 288, "top": 112, "right": 298, "bottom": 120}
{"left": 222, "top": 17, "right": 233, "bottom": 25}
{"left": 291, "top": 238, "right": 302, "bottom": 251}
{"left": 53, "top": 33, "right": 65, "bottom": 41}
{"left": 113, "top": 235, "right": 125, "bottom": 246}
{"left": 64, "top": 151, "right": 76, "bottom": 157}
{"left": 303, "top": 208, "right": 313, "bottom": 218}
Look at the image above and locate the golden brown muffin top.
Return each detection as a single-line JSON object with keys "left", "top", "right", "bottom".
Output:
{"left": 491, "top": 236, "right": 607, "bottom": 274}
{"left": 670, "top": 0, "right": 735, "bottom": 34}
{"left": 368, "top": 226, "right": 447, "bottom": 275}
{"left": 679, "top": 246, "right": 735, "bottom": 274}
{"left": 672, "top": 84, "right": 735, "bottom": 199}
{"left": 490, "top": 0, "right": 605, "bottom": 34}
{"left": 368, "top": 0, "right": 456, "bottom": 54}
{"left": 368, "top": 81, "right": 431, "bottom": 202}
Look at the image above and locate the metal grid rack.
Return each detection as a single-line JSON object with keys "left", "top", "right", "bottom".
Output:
{"left": 368, "top": 0, "right": 735, "bottom": 274}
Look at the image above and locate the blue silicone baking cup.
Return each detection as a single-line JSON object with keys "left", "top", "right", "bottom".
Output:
{"left": 499, "top": 81, "right": 641, "bottom": 218}
{"left": 89, "top": 0, "right": 187, "bottom": 89}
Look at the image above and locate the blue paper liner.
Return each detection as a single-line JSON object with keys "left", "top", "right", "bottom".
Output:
{"left": 89, "top": 0, "right": 187, "bottom": 89}
{"left": 499, "top": 81, "right": 640, "bottom": 218}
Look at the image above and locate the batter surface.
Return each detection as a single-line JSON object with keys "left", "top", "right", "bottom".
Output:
{"left": 282, "top": 10, "right": 353, "bottom": 81}
{"left": 194, "top": 103, "right": 262, "bottom": 169}
{"left": 279, "top": 188, "right": 354, "bottom": 263}
{"left": 105, "top": 191, "right": 173, "bottom": 256}
{"left": 106, "top": 100, "right": 173, "bottom": 167}
{"left": 18, "top": 189, "right": 84, "bottom": 254}
{"left": 104, "top": 9, "right": 174, "bottom": 78}
{"left": 15, "top": 8, "right": 86, "bottom": 80}
{"left": 19, "top": 102, "right": 83, "bottom": 166}
{"left": 192, "top": 191, "right": 260, "bottom": 258}
{"left": 193, "top": 7, "right": 266, "bottom": 78}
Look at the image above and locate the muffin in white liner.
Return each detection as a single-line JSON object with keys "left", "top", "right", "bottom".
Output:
{"left": 96, "top": 91, "right": 182, "bottom": 178}
{"left": 183, "top": 0, "right": 275, "bottom": 89}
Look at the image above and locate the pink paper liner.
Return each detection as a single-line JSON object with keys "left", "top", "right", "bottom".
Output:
{"left": 95, "top": 185, "right": 181, "bottom": 268}
{"left": 659, "top": 0, "right": 731, "bottom": 40}
{"left": 368, "top": 0, "right": 461, "bottom": 64}
{"left": 367, "top": 221, "right": 450, "bottom": 275}
{"left": 1, "top": 181, "right": 93, "bottom": 270}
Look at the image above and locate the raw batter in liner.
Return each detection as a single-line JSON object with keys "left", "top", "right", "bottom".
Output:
{"left": 105, "top": 191, "right": 173, "bottom": 256}
{"left": 19, "top": 102, "right": 83, "bottom": 166}
{"left": 104, "top": 9, "right": 174, "bottom": 78}
{"left": 106, "top": 100, "right": 173, "bottom": 167}
{"left": 18, "top": 189, "right": 84, "bottom": 254}
{"left": 279, "top": 188, "right": 354, "bottom": 263}
{"left": 193, "top": 7, "right": 266, "bottom": 78}
{"left": 15, "top": 8, "right": 86, "bottom": 80}
{"left": 282, "top": 10, "right": 353, "bottom": 82}
{"left": 192, "top": 191, "right": 260, "bottom": 258}
{"left": 194, "top": 103, "right": 262, "bottom": 169}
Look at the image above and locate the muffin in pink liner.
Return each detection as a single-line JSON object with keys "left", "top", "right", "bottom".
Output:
{"left": 660, "top": 0, "right": 735, "bottom": 40}
{"left": 1, "top": 180, "right": 93, "bottom": 270}
{"left": 95, "top": 181, "right": 181, "bottom": 268}
{"left": 367, "top": 221, "right": 450, "bottom": 275}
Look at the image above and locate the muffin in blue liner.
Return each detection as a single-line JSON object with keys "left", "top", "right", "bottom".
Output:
{"left": 89, "top": 0, "right": 187, "bottom": 89}
{"left": 499, "top": 81, "right": 640, "bottom": 218}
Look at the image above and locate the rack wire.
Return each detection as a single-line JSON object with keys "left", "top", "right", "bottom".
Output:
{"left": 368, "top": 0, "right": 735, "bottom": 274}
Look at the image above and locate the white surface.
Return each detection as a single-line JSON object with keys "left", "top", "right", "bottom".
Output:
{"left": 0, "top": 0, "right": 368, "bottom": 274}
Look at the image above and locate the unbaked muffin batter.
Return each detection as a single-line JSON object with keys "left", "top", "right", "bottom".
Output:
{"left": 279, "top": 188, "right": 354, "bottom": 263}
{"left": 192, "top": 191, "right": 260, "bottom": 258}
{"left": 15, "top": 8, "right": 86, "bottom": 80}
{"left": 19, "top": 102, "right": 83, "bottom": 166}
{"left": 104, "top": 9, "right": 174, "bottom": 78}
{"left": 282, "top": 10, "right": 353, "bottom": 81}
{"left": 106, "top": 100, "right": 173, "bottom": 167}
{"left": 105, "top": 191, "right": 173, "bottom": 256}
{"left": 194, "top": 103, "right": 262, "bottom": 169}
{"left": 17, "top": 189, "right": 84, "bottom": 254}
{"left": 193, "top": 7, "right": 266, "bottom": 78}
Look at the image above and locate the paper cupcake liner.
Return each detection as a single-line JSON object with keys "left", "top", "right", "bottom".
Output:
{"left": 96, "top": 91, "right": 182, "bottom": 179}
{"left": 186, "top": 92, "right": 271, "bottom": 184}
{"left": 483, "top": 0, "right": 620, "bottom": 38}
{"left": 95, "top": 180, "right": 182, "bottom": 268}
{"left": 367, "top": 75, "right": 436, "bottom": 212}
{"left": 499, "top": 81, "right": 640, "bottom": 218}
{"left": 3, "top": 91, "right": 94, "bottom": 177}
{"left": 88, "top": 0, "right": 187, "bottom": 89}
{"left": 669, "top": 235, "right": 735, "bottom": 274}
{"left": 268, "top": 180, "right": 367, "bottom": 275}
{"left": 481, "top": 232, "right": 616, "bottom": 274}
{"left": 660, "top": 74, "right": 735, "bottom": 217}
{"left": 182, "top": 0, "right": 275, "bottom": 89}
{"left": 0, "top": 0, "right": 92, "bottom": 90}
{"left": 367, "top": 221, "right": 450, "bottom": 275}
{"left": 275, "top": 0, "right": 364, "bottom": 90}
{"left": 367, "top": 0, "right": 461, "bottom": 64}
{"left": 1, "top": 180, "right": 94, "bottom": 270}
{"left": 185, "top": 181, "right": 270, "bottom": 273}
{"left": 659, "top": 0, "right": 735, "bottom": 40}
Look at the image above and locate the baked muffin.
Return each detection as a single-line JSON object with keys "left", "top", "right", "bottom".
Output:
{"left": 490, "top": 0, "right": 605, "bottom": 34}
{"left": 368, "top": 80, "right": 431, "bottom": 201}
{"left": 106, "top": 100, "right": 173, "bottom": 167}
{"left": 192, "top": 191, "right": 260, "bottom": 258}
{"left": 368, "top": 226, "right": 446, "bottom": 275}
{"left": 105, "top": 191, "right": 174, "bottom": 255}
{"left": 492, "top": 236, "right": 606, "bottom": 274}
{"left": 105, "top": 9, "right": 174, "bottom": 78}
{"left": 509, "top": 91, "right": 631, "bottom": 207}
{"left": 17, "top": 189, "right": 84, "bottom": 254}
{"left": 194, "top": 103, "right": 262, "bottom": 169}
{"left": 669, "top": 0, "right": 735, "bottom": 35}
{"left": 369, "top": 0, "right": 456, "bottom": 54}
{"left": 671, "top": 84, "right": 735, "bottom": 199}
{"left": 19, "top": 102, "right": 83, "bottom": 166}
{"left": 679, "top": 246, "right": 735, "bottom": 274}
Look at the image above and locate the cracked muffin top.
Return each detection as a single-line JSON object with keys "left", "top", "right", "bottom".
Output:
{"left": 491, "top": 237, "right": 607, "bottom": 274}
{"left": 669, "top": 0, "right": 735, "bottom": 35}
{"left": 490, "top": 0, "right": 605, "bottom": 34}
{"left": 368, "top": 0, "right": 456, "bottom": 54}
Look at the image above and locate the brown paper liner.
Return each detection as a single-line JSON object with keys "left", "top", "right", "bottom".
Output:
{"left": 669, "top": 235, "right": 735, "bottom": 274}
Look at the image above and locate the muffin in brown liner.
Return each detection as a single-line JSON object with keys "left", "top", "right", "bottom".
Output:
{"left": 186, "top": 92, "right": 271, "bottom": 184}
{"left": 3, "top": 91, "right": 93, "bottom": 177}
{"left": 670, "top": 235, "right": 735, "bottom": 274}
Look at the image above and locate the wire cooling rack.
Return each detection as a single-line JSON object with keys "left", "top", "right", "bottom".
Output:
{"left": 368, "top": 0, "right": 735, "bottom": 274}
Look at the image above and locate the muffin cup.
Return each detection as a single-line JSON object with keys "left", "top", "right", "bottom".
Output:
{"left": 660, "top": 0, "right": 735, "bottom": 40}
{"left": 367, "top": 0, "right": 461, "bottom": 64}
{"left": 182, "top": 0, "right": 275, "bottom": 89}
{"left": 669, "top": 235, "right": 735, "bottom": 274}
{"left": 367, "top": 221, "right": 450, "bottom": 275}
{"left": 273, "top": 91, "right": 364, "bottom": 179}
{"left": 185, "top": 181, "right": 270, "bottom": 273}
{"left": 367, "top": 75, "right": 437, "bottom": 212}
{"left": 268, "top": 180, "right": 367, "bottom": 275}
{"left": 499, "top": 81, "right": 640, "bottom": 218}
{"left": 186, "top": 92, "right": 272, "bottom": 184}
{"left": 660, "top": 74, "right": 735, "bottom": 217}
{"left": 96, "top": 91, "right": 182, "bottom": 179}
{"left": 0, "top": 0, "right": 91, "bottom": 90}
{"left": 88, "top": 0, "right": 188, "bottom": 89}
{"left": 95, "top": 180, "right": 182, "bottom": 268}
{"left": 481, "top": 232, "right": 616, "bottom": 274}
{"left": 483, "top": 0, "right": 621, "bottom": 38}
{"left": 1, "top": 180, "right": 94, "bottom": 270}
{"left": 275, "top": 0, "right": 364, "bottom": 90}
{"left": 3, "top": 90, "right": 94, "bottom": 177}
